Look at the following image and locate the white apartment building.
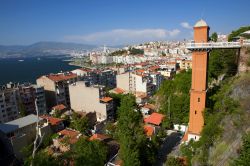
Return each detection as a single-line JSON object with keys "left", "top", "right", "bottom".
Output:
{"left": 99, "top": 55, "right": 113, "bottom": 64}
{"left": 69, "top": 82, "right": 114, "bottom": 122}
{"left": 116, "top": 72, "right": 154, "bottom": 96}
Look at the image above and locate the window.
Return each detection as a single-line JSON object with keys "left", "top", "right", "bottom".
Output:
{"left": 198, "top": 97, "right": 200, "bottom": 102}
{"left": 195, "top": 110, "right": 197, "bottom": 114}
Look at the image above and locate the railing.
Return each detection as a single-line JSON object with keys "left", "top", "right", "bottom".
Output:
{"left": 186, "top": 40, "right": 250, "bottom": 50}
{"left": 186, "top": 42, "right": 241, "bottom": 49}
{"left": 243, "top": 39, "right": 250, "bottom": 45}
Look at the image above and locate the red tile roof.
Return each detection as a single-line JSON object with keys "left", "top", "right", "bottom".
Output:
{"left": 136, "top": 93, "right": 148, "bottom": 99}
{"left": 144, "top": 125, "right": 154, "bottom": 137}
{"left": 52, "top": 104, "right": 66, "bottom": 111}
{"left": 89, "top": 134, "right": 110, "bottom": 141}
{"left": 100, "top": 97, "right": 113, "bottom": 103}
{"left": 40, "top": 115, "right": 63, "bottom": 125}
{"left": 166, "top": 62, "right": 176, "bottom": 65}
{"left": 58, "top": 129, "right": 80, "bottom": 144}
{"left": 136, "top": 69, "right": 145, "bottom": 73}
{"left": 114, "top": 88, "right": 125, "bottom": 94}
{"left": 47, "top": 73, "right": 77, "bottom": 82}
{"left": 144, "top": 112, "right": 165, "bottom": 126}
{"left": 149, "top": 65, "right": 160, "bottom": 71}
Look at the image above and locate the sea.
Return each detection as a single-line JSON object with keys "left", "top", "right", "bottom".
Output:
{"left": 0, "top": 57, "right": 78, "bottom": 85}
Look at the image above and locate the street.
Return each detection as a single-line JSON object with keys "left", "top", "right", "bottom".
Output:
{"left": 155, "top": 130, "right": 182, "bottom": 166}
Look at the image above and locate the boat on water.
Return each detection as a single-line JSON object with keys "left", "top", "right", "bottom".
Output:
{"left": 18, "top": 59, "right": 24, "bottom": 62}
{"left": 37, "top": 58, "right": 41, "bottom": 60}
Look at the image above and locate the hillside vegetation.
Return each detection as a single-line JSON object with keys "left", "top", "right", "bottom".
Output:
{"left": 180, "top": 73, "right": 250, "bottom": 166}
{"left": 228, "top": 26, "right": 250, "bottom": 41}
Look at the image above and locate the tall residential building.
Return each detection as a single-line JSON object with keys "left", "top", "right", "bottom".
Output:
{"left": 18, "top": 83, "right": 47, "bottom": 115}
{"left": 33, "top": 85, "right": 47, "bottom": 114}
{"left": 0, "top": 87, "right": 19, "bottom": 123}
{"left": 116, "top": 72, "right": 154, "bottom": 96}
{"left": 69, "top": 81, "right": 114, "bottom": 122}
{"left": 36, "top": 72, "right": 77, "bottom": 109}
{"left": 149, "top": 72, "right": 164, "bottom": 90}
{"left": 97, "top": 69, "right": 116, "bottom": 88}
{"left": 72, "top": 68, "right": 116, "bottom": 88}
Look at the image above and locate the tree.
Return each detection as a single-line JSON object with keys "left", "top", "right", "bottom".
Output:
{"left": 18, "top": 101, "right": 27, "bottom": 117}
{"left": 157, "top": 70, "right": 191, "bottom": 124}
{"left": 208, "top": 49, "right": 237, "bottom": 80}
{"left": 108, "top": 93, "right": 124, "bottom": 119}
{"left": 210, "top": 32, "right": 218, "bottom": 42}
{"left": 53, "top": 109, "right": 62, "bottom": 118}
{"left": 70, "top": 114, "right": 89, "bottom": 135}
{"left": 228, "top": 26, "right": 250, "bottom": 41}
{"left": 166, "top": 156, "right": 185, "bottom": 166}
{"left": 116, "top": 94, "right": 157, "bottom": 166}
{"left": 24, "top": 151, "right": 60, "bottom": 166}
{"left": 71, "top": 138, "right": 108, "bottom": 166}
{"left": 129, "top": 48, "right": 144, "bottom": 55}
{"left": 116, "top": 95, "right": 143, "bottom": 166}
{"left": 232, "top": 132, "right": 250, "bottom": 166}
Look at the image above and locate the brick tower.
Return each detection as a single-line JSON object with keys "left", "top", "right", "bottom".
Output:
{"left": 187, "top": 19, "right": 210, "bottom": 141}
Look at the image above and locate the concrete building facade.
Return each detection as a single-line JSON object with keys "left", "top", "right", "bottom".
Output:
{"left": 0, "top": 114, "right": 51, "bottom": 159}
{"left": 69, "top": 81, "right": 114, "bottom": 122}
{"left": 116, "top": 72, "right": 154, "bottom": 96}
{"left": 0, "top": 87, "right": 19, "bottom": 123}
{"left": 72, "top": 68, "right": 116, "bottom": 88}
{"left": 36, "top": 72, "right": 77, "bottom": 109}
{"left": 18, "top": 84, "right": 47, "bottom": 115}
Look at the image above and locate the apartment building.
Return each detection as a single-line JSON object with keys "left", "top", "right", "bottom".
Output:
{"left": 18, "top": 83, "right": 47, "bottom": 115}
{"left": 97, "top": 69, "right": 116, "bottom": 88}
{"left": 72, "top": 68, "right": 116, "bottom": 88}
{"left": 116, "top": 72, "right": 154, "bottom": 96}
{"left": 0, "top": 86, "right": 19, "bottom": 123}
{"left": 69, "top": 81, "right": 114, "bottom": 122}
{"left": 149, "top": 72, "right": 164, "bottom": 90}
{"left": 37, "top": 72, "right": 77, "bottom": 109}
{"left": 180, "top": 59, "right": 192, "bottom": 70}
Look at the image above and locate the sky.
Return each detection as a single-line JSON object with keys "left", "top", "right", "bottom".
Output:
{"left": 0, "top": 0, "right": 250, "bottom": 46}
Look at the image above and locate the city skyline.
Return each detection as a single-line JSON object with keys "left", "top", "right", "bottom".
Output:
{"left": 1, "top": 0, "right": 250, "bottom": 45}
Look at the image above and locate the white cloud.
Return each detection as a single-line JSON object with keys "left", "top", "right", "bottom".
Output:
{"left": 180, "top": 22, "right": 192, "bottom": 29}
{"left": 64, "top": 28, "right": 180, "bottom": 45}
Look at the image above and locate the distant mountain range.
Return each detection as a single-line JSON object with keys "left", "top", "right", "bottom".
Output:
{"left": 0, "top": 41, "right": 98, "bottom": 58}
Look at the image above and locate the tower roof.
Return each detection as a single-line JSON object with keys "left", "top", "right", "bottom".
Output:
{"left": 194, "top": 19, "right": 208, "bottom": 27}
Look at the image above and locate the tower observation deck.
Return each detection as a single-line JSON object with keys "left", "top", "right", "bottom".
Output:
{"left": 186, "top": 40, "right": 250, "bottom": 51}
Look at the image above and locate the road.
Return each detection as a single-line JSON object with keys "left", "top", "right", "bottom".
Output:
{"left": 154, "top": 130, "right": 182, "bottom": 166}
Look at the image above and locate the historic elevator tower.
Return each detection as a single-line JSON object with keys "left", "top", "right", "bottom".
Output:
{"left": 187, "top": 19, "right": 210, "bottom": 141}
